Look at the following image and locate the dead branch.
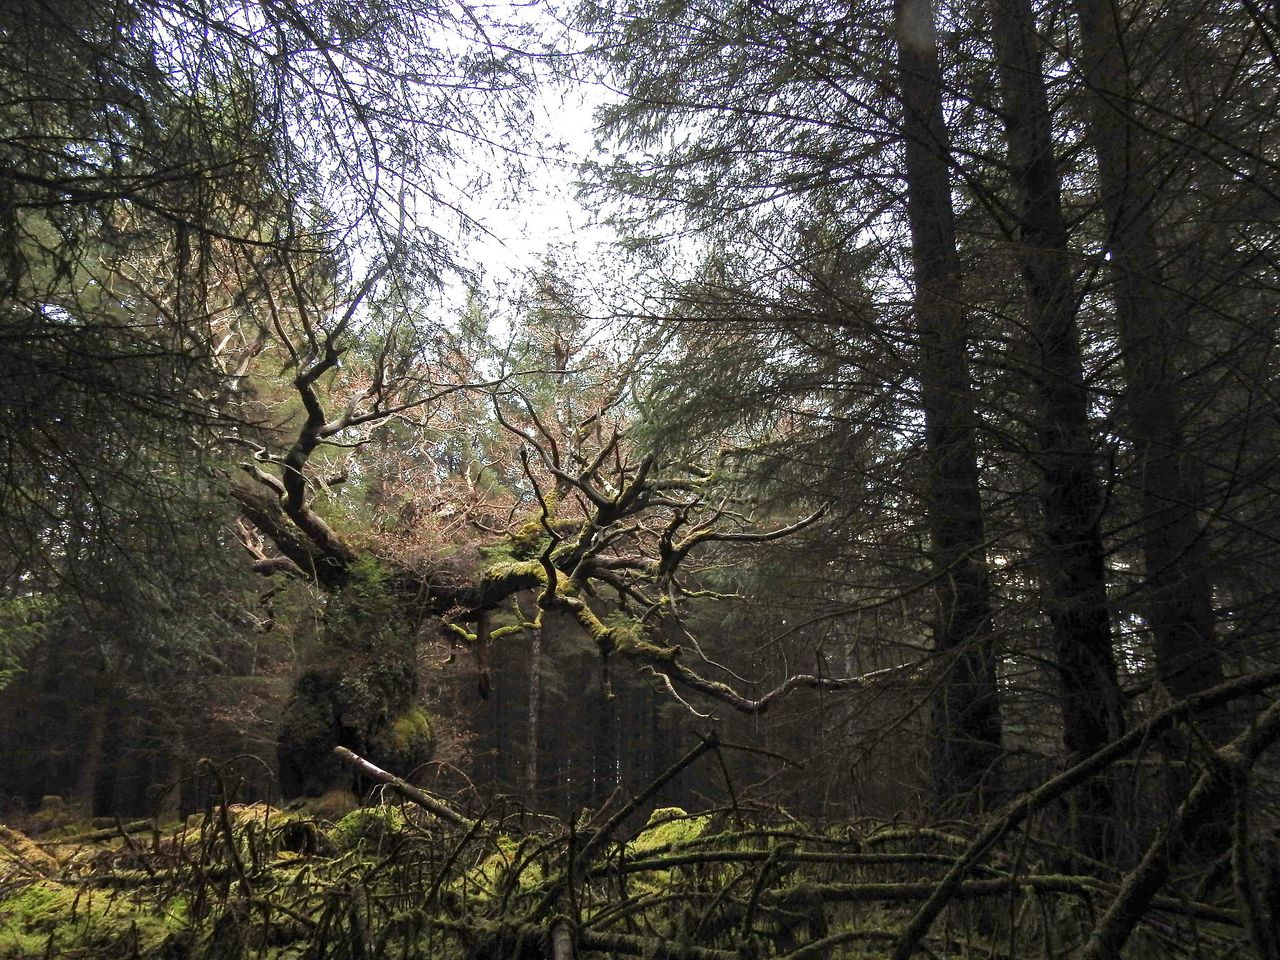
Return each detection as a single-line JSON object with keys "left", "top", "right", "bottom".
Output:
{"left": 579, "top": 732, "right": 720, "bottom": 869}
{"left": 1080, "top": 696, "right": 1280, "bottom": 960}
{"left": 891, "top": 666, "right": 1280, "bottom": 960}
{"left": 776, "top": 877, "right": 1239, "bottom": 925}
{"left": 332, "top": 746, "right": 474, "bottom": 828}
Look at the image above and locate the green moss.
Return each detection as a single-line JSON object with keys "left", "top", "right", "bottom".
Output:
{"left": 625, "top": 637, "right": 680, "bottom": 661}
{"left": 510, "top": 511, "right": 549, "bottom": 556}
{"left": 0, "top": 824, "right": 57, "bottom": 876}
{"left": 603, "top": 611, "right": 645, "bottom": 649}
{"left": 389, "top": 707, "right": 433, "bottom": 754}
{"left": 1, "top": 879, "right": 62, "bottom": 923}
{"left": 481, "top": 558, "right": 545, "bottom": 585}
{"left": 477, "top": 542, "right": 515, "bottom": 567}
{"left": 329, "top": 806, "right": 407, "bottom": 852}
{"left": 478, "top": 528, "right": 548, "bottom": 569}
{"left": 0, "top": 879, "right": 189, "bottom": 959}
{"left": 306, "top": 788, "right": 359, "bottom": 822}
{"left": 226, "top": 803, "right": 294, "bottom": 831}
{"left": 371, "top": 705, "right": 435, "bottom": 775}
{"left": 628, "top": 808, "right": 712, "bottom": 855}
{"left": 462, "top": 835, "right": 543, "bottom": 898}
{"left": 499, "top": 494, "right": 582, "bottom": 560}
{"left": 609, "top": 809, "right": 715, "bottom": 900}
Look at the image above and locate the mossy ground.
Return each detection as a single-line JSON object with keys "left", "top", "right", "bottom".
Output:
{"left": 0, "top": 878, "right": 190, "bottom": 958}
{"left": 0, "top": 803, "right": 1242, "bottom": 959}
{"left": 628, "top": 806, "right": 712, "bottom": 854}
{"left": 328, "top": 804, "right": 406, "bottom": 852}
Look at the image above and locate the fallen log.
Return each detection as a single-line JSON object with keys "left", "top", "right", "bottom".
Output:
{"left": 40, "top": 819, "right": 154, "bottom": 845}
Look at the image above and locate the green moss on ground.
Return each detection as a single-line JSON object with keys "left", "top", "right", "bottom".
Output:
{"left": 0, "top": 824, "right": 58, "bottom": 880}
{"left": 0, "top": 879, "right": 190, "bottom": 959}
{"left": 0, "top": 798, "right": 1217, "bottom": 960}
{"left": 329, "top": 805, "right": 407, "bottom": 852}
{"left": 461, "top": 835, "right": 546, "bottom": 899}
{"left": 306, "top": 788, "right": 360, "bottom": 821}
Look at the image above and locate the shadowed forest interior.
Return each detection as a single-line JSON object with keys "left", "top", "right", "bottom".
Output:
{"left": 1, "top": 0, "right": 1279, "bottom": 957}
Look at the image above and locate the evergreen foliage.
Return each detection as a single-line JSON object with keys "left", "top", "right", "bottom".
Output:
{"left": 2, "top": 0, "right": 1280, "bottom": 954}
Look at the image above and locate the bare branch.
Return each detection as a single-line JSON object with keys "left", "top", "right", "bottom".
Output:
{"left": 332, "top": 746, "right": 474, "bottom": 828}
{"left": 892, "top": 667, "right": 1280, "bottom": 960}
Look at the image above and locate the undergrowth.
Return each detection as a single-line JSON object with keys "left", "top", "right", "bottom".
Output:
{"left": 0, "top": 793, "right": 1249, "bottom": 960}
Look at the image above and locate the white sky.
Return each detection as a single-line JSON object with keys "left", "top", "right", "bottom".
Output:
{"left": 466, "top": 82, "right": 615, "bottom": 280}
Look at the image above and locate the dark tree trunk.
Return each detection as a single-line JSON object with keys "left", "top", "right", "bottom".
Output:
{"left": 74, "top": 698, "right": 109, "bottom": 816}
{"left": 1071, "top": 0, "right": 1225, "bottom": 707}
{"left": 277, "top": 563, "right": 433, "bottom": 798}
{"left": 526, "top": 621, "right": 542, "bottom": 801}
{"left": 494, "top": 634, "right": 511, "bottom": 795}
{"left": 591, "top": 690, "right": 608, "bottom": 806}
{"left": 989, "top": 0, "right": 1125, "bottom": 853}
{"left": 895, "top": 0, "right": 1004, "bottom": 813}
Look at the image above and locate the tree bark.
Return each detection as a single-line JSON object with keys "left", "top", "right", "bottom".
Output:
{"left": 989, "top": 0, "right": 1124, "bottom": 853}
{"left": 550, "top": 917, "right": 575, "bottom": 960}
{"left": 592, "top": 680, "right": 619, "bottom": 806}
{"left": 895, "top": 0, "right": 1004, "bottom": 812}
{"left": 1071, "top": 0, "right": 1224, "bottom": 707}
{"left": 526, "top": 619, "right": 542, "bottom": 800}
{"left": 74, "top": 698, "right": 109, "bottom": 817}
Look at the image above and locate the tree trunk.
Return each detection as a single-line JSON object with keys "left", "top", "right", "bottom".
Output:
{"left": 895, "top": 0, "right": 1004, "bottom": 813}
{"left": 526, "top": 620, "right": 542, "bottom": 802}
{"left": 74, "top": 699, "right": 108, "bottom": 817}
{"left": 1071, "top": 0, "right": 1224, "bottom": 708}
{"left": 277, "top": 562, "right": 433, "bottom": 799}
{"left": 494, "top": 638, "right": 509, "bottom": 795}
{"left": 989, "top": 0, "right": 1125, "bottom": 854}
{"left": 592, "top": 682, "right": 619, "bottom": 807}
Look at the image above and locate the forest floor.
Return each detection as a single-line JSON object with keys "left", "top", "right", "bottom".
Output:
{"left": 0, "top": 783, "right": 1253, "bottom": 960}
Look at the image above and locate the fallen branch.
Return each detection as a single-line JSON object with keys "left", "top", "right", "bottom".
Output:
{"left": 579, "top": 927, "right": 737, "bottom": 959}
{"left": 424, "top": 917, "right": 737, "bottom": 960}
{"left": 44, "top": 818, "right": 154, "bottom": 845}
{"left": 332, "top": 746, "right": 474, "bottom": 828}
{"left": 1081, "top": 697, "right": 1280, "bottom": 960}
{"left": 891, "top": 666, "right": 1280, "bottom": 960}
{"left": 776, "top": 877, "right": 1239, "bottom": 925}
{"left": 776, "top": 929, "right": 899, "bottom": 960}
{"left": 579, "top": 732, "right": 720, "bottom": 869}
{"left": 589, "top": 848, "right": 963, "bottom": 879}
